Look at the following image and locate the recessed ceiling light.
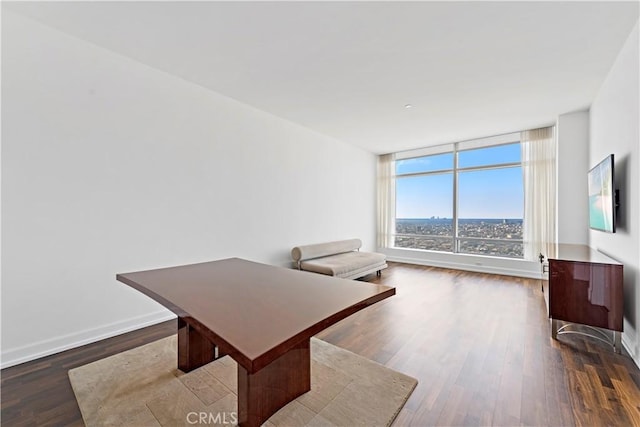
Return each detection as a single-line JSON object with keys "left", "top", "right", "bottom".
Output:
{"left": 404, "top": 104, "right": 413, "bottom": 109}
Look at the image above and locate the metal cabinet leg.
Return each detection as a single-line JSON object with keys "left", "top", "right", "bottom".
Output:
{"left": 551, "top": 318, "right": 559, "bottom": 340}
{"left": 614, "top": 331, "right": 622, "bottom": 354}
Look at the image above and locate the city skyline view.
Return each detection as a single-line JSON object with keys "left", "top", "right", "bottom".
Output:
{"left": 395, "top": 218, "right": 524, "bottom": 258}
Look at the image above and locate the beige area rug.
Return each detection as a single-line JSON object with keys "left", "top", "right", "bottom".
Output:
{"left": 69, "top": 336, "right": 417, "bottom": 426}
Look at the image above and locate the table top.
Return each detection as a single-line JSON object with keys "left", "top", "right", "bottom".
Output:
{"left": 549, "top": 244, "right": 622, "bottom": 265}
{"left": 117, "top": 258, "right": 395, "bottom": 372}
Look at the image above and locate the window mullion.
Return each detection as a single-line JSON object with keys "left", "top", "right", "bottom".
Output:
{"left": 452, "top": 144, "right": 459, "bottom": 253}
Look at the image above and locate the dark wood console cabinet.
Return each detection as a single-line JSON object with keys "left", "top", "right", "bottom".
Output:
{"left": 546, "top": 244, "right": 623, "bottom": 353}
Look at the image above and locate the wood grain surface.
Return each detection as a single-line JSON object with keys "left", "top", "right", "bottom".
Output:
{"left": 117, "top": 258, "right": 395, "bottom": 372}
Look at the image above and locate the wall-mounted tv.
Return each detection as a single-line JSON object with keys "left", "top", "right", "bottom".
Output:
{"left": 588, "top": 154, "right": 616, "bottom": 233}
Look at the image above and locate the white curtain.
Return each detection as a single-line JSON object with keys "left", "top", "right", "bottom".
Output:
{"left": 521, "top": 126, "right": 557, "bottom": 261}
{"left": 377, "top": 153, "right": 395, "bottom": 248}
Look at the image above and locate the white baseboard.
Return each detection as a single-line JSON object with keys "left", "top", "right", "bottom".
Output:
{"left": 385, "top": 254, "right": 543, "bottom": 279}
{"left": 622, "top": 320, "right": 640, "bottom": 369}
{"left": 0, "top": 310, "right": 176, "bottom": 369}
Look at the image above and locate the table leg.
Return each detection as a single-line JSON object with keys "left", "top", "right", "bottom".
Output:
{"left": 237, "top": 339, "right": 311, "bottom": 427}
{"left": 178, "top": 317, "right": 217, "bottom": 372}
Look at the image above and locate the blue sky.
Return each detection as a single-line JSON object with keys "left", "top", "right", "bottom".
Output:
{"left": 396, "top": 143, "right": 523, "bottom": 219}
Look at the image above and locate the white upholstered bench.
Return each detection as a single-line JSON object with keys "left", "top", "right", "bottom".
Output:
{"left": 291, "top": 239, "right": 387, "bottom": 280}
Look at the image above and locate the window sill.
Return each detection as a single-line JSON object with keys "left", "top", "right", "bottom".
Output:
{"left": 379, "top": 246, "right": 541, "bottom": 279}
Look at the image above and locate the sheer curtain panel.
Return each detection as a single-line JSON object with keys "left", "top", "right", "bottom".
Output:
{"left": 377, "top": 153, "right": 395, "bottom": 248}
{"left": 521, "top": 126, "right": 557, "bottom": 261}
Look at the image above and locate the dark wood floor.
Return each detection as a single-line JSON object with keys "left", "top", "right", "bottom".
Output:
{"left": 2, "top": 262, "right": 640, "bottom": 426}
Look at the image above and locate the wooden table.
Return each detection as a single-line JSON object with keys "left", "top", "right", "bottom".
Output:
{"left": 116, "top": 258, "right": 395, "bottom": 426}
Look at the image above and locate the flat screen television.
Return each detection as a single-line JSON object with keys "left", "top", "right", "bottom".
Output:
{"left": 588, "top": 154, "right": 616, "bottom": 233}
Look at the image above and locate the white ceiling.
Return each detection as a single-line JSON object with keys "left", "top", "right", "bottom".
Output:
{"left": 5, "top": 1, "right": 639, "bottom": 154}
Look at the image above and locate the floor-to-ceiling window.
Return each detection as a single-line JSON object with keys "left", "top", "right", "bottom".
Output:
{"left": 394, "top": 134, "right": 524, "bottom": 258}
{"left": 395, "top": 152, "right": 454, "bottom": 252}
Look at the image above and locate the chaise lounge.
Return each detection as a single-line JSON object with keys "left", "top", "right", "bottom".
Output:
{"left": 291, "top": 238, "right": 387, "bottom": 280}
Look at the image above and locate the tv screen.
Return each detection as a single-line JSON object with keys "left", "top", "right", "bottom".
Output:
{"left": 588, "top": 154, "right": 616, "bottom": 233}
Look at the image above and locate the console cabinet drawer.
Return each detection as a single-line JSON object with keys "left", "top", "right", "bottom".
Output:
{"left": 549, "top": 258, "right": 623, "bottom": 332}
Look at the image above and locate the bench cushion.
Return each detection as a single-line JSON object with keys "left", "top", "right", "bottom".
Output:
{"left": 291, "top": 239, "right": 362, "bottom": 262}
{"left": 300, "top": 251, "right": 387, "bottom": 277}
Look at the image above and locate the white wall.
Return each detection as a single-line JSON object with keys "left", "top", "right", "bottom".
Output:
{"left": 589, "top": 21, "right": 639, "bottom": 367}
{"left": 556, "top": 111, "right": 589, "bottom": 245}
{"left": 1, "top": 11, "right": 376, "bottom": 367}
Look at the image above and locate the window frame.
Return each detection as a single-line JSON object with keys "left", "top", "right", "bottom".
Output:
{"left": 393, "top": 138, "right": 524, "bottom": 258}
